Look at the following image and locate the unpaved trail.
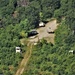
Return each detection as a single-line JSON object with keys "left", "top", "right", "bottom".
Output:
{"left": 15, "top": 19, "right": 58, "bottom": 75}
{"left": 29, "top": 20, "right": 58, "bottom": 44}
{"left": 15, "top": 43, "right": 33, "bottom": 75}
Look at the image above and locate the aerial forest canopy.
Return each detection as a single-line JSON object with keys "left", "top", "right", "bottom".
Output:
{"left": 0, "top": 0, "right": 75, "bottom": 75}
{"left": 0, "top": 0, "right": 60, "bottom": 28}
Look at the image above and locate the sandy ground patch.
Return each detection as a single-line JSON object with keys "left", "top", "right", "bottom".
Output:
{"left": 29, "top": 20, "right": 58, "bottom": 44}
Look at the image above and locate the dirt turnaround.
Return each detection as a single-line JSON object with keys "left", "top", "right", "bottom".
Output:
{"left": 29, "top": 19, "right": 58, "bottom": 44}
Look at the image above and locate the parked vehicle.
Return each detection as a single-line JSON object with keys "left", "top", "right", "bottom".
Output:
{"left": 28, "top": 29, "right": 38, "bottom": 37}
{"left": 39, "top": 22, "right": 45, "bottom": 27}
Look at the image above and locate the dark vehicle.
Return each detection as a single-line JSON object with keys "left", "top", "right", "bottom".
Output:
{"left": 28, "top": 30, "right": 38, "bottom": 37}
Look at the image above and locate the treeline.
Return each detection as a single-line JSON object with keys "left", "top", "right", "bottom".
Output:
{"left": 54, "top": 0, "right": 75, "bottom": 47}
{"left": 0, "top": 24, "right": 27, "bottom": 75}
{"left": 0, "top": 0, "right": 60, "bottom": 28}
{"left": 22, "top": 20, "right": 75, "bottom": 75}
{"left": 22, "top": 0, "right": 75, "bottom": 75}
{"left": 54, "top": 0, "right": 75, "bottom": 32}
{"left": 0, "top": 0, "right": 75, "bottom": 75}
{"left": 0, "top": 0, "right": 60, "bottom": 75}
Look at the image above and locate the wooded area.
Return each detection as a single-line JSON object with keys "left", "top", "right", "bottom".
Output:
{"left": 0, "top": 0, "right": 75, "bottom": 75}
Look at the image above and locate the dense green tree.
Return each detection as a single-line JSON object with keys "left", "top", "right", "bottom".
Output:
{"left": 0, "top": 0, "right": 75, "bottom": 75}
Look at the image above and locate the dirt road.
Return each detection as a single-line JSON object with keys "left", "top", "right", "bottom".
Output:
{"left": 29, "top": 20, "right": 58, "bottom": 44}
{"left": 15, "top": 19, "right": 58, "bottom": 75}
{"left": 15, "top": 43, "right": 33, "bottom": 75}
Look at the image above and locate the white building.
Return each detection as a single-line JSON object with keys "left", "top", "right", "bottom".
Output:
{"left": 39, "top": 22, "right": 45, "bottom": 27}
{"left": 16, "top": 47, "right": 21, "bottom": 53}
{"left": 69, "top": 50, "right": 73, "bottom": 53}
{"left": 69, "top": 50, "right": 75, "bottom": 54}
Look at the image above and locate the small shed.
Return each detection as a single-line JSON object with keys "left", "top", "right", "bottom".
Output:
{"left": 69, "top": 50, "right": 73, "bottom": 53}
{"left": 16, "top": 47, "right": 21, "bottom": 53}
{"left": 39, "top": 22, "right": 45, "bottom": 27}
{"left": 69, "top": 50, "right": 75, "bottom": 54}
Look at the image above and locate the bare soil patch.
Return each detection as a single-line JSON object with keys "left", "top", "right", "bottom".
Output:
{"left": 29, "top": 20, "right": 58, "bottom": 44}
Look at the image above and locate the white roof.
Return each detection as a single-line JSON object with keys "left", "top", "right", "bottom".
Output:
{"left": 39, "top": 22, "right": 45, "bottom": 26}
{"left": 69, "top": 50, "right": 73, "bottom": 53}
{"left": 16, "top": 47, "right": 20, "bottom": 50}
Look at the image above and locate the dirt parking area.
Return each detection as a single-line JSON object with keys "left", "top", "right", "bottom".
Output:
{"left": 29, "top": 20, "right": 58, "bottom": 44}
